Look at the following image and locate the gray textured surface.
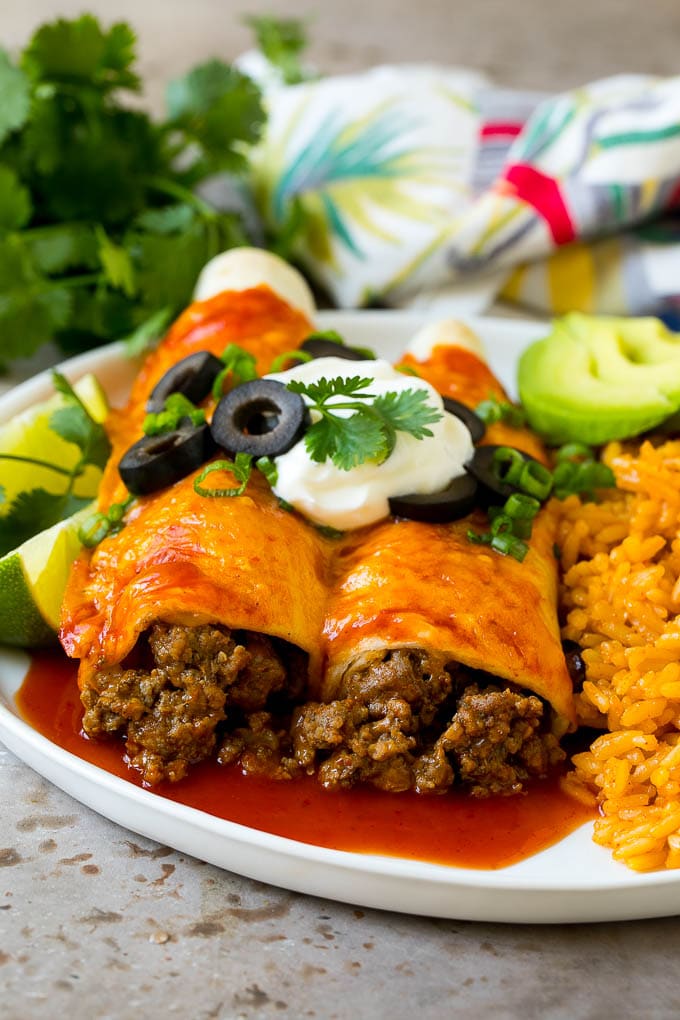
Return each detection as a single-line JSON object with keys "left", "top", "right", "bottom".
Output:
{"left": 4, "top": 3, "right": 680, "bottom": 1016}
{"left": 4, "top": 742, "right": 680, "bottom": 1020}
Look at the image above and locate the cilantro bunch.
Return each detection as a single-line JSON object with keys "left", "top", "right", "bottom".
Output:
{"left": 0, "top": 14, "right": 267, "bottom": 365}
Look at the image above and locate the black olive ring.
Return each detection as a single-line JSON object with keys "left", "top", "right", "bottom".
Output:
{"left": 147, "top": 351, "right": 224, "bottom": 413}
{"left": 211, "top": 379, "right": 310, "bottom": 458}
{"left": 119, "top": 422, "right": 216, "bottom": 495}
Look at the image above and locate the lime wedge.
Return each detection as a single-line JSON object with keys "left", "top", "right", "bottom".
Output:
{"left": 0, "top": 373, "right": 109, "bottom": 504}
{"left": 0, "top": 505, "right": 92, "bottom": 647}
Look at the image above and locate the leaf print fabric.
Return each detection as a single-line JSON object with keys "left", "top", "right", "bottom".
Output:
{"left": 250, "top": 64, "right": 485, "bottom": 306}
{"left": 249, "top": 63, "right": 680, "bottom": 321}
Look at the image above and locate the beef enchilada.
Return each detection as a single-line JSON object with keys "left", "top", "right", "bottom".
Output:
{"left": 60, "top": 249, "right": 575, "bottom": 795}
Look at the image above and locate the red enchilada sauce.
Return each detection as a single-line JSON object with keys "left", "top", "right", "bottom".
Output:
{"left": 17, "top": 651, "right": 594, "bottom": 870}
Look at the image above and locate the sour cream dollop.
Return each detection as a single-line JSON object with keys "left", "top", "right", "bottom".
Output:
{"left": 266, "top": 357, "right": 475, "bottom": 531}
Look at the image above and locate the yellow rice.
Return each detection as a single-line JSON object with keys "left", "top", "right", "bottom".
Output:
{"left": 554, "top": 439, "right": 680, "bottom": 871}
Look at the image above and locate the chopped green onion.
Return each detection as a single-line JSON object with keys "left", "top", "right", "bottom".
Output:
{"left": 304, "top": 329, "right": 376, "bottom": 360}
{"left": 476, "top": 394, "right": 526, "bottom": 429}
{"left": 212, "top": 344, "right": 259, "bottom": 399}
{"left": 491, "top": 513, "right": 513, "bottom": 536}
{"left": 490, "top": 533, "right": 529, "bottom": 562}
{"left": 467, "top": 528, "right": 491, "bottom": 546}
{"left": 504, "top": 492, "right": 540, "bottom": 521}
{"left": 143, "top": 393, "right": 205, "bottom": 436}
{"left": 277, "top": 497, "right": 294, "bottom": 513}
{"left": 395, "top": 364, "right": 421, "bottom": 377}
{"left": 555, "top": 442, "right": 592, "bottom": 463}
{"left": 269, "top": 349, "right": 314, "bottom": 373}
{"left": 305, "top": 329, "right": 344, "bottom": 345}
{"left": 78, "top": 513, "right": 110, "bottom": 548}
{"left": 492, "top": 446, "right": 526, "bottom": 486}
{"left": 255, "top": 455, "right": 278, "bottom": 486}
{"left": 78, "top": 494, "right": 134, "bottom": 548}
{"left": 194, "top": 454, "right": 253, "bottom": 498}
{"left": 518, "top": 460, "right": 553, "bottom": 500}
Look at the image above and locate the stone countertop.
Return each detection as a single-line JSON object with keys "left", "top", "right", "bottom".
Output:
{"left": 3, "top": 743, "right": 680, "bottom": 1020}
{"left": 4, "top": 2, "right": 680, "bottom": 1016}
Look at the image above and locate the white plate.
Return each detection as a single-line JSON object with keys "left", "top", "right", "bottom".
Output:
{"left": 3, "top": 311, "right": 680, "bottom": 925}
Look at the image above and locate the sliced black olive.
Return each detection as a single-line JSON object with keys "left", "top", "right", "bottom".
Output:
{"left": 147, "top": 351, "right": 224, "bottom": 412}
{"left": 389, "top": 473, "right": 478, "bottom": 523}
{"left": 465, "top": 444, "right": 546, "bottom": 505}
{"left": 119, "top": 422, "right": 215, "bottom": 495}
{"left": 442, "top": 397, "right": 486, "bottom": 443}
{"left": 562, "top": 640, "right": 587, "bottom": 691}
{"left": 211, "top": 379, "right": 309, "bottom": 458}
{"left": 300, "top": 337, "right": 374, "bottom": 361}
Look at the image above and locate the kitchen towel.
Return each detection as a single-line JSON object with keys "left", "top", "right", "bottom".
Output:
{"left": 246, "top": 58, "right": 680, "bottom": 324}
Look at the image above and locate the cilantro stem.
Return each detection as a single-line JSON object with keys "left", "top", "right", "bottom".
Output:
{"left": 144, "top": 176, "right": 216, "bottom": 219}
{"left": 46, "top": 274, "right": 102, "bottom": 290}
{"left": 0, "top": 453, "right": 82, "bottom": 477}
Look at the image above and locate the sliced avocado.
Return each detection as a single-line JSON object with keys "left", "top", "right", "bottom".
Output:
{"left": 518, "top": 314, "right": 680, "bottom": 444}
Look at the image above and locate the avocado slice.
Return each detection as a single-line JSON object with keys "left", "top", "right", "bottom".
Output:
{"left": 518, "top": 314, "right": 680, "bottom": 444}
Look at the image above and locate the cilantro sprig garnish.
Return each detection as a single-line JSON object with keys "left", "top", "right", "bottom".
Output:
{"left": 0, "top": 14, "right": 276, "bottom": 365}
{"left": 243, "top": 16, "right": 311, "bottom": 85}
{"left": 286, "top": 375, "right": 443, "bottom": 471}
{"left": 0, "top": 372, "right": 111, "bottom": 556}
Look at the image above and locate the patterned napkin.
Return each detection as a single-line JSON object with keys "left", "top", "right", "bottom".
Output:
{"left": 245, "top": 58, "right": 680, "bottom": 323}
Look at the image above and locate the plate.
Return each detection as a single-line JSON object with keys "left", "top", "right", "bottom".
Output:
{"left": 3, "top": 311, "right": 680, "bottom": 924}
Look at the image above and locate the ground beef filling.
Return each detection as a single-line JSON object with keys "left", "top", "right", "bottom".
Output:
{"left": 81, "top": 623, "right": 299, "bottom": 786}
{"left": 292, "top": 650, "right": 564, "bottom": 797}
{"left": 82, "top": 626, "right": 564, "bottom": 795}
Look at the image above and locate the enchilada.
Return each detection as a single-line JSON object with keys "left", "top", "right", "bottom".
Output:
{"left": 60, "top": 252, "right": 575, "bottom": 794}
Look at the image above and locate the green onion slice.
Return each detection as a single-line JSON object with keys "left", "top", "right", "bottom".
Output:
{"left": 194, "top": 454, "right": 253, "bottom": 497}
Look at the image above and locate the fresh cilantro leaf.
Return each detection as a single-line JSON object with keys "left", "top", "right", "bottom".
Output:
{"left": 0, "top": 237, "right": 73, "bottom": 359}
{"left": 134, "top": 204, "right": 195, "bottom": 235}
{"left": 127, "top": 212, "right": 244, "bottom": 312}
{"left": 0, "top": 50, "right": 31, "bottom": 143}
{"left": 143, "top": 393, "right": 205, "bottom": 436}
{"left": 305, "top": 411, "right": 387, "bottom": 471}
{"left": 123, "top": 305, "right": 173, "bottom": 357}
{"left": 50, "top": 371, "right": 111, "bottom": 469}
{"left": 288, "top": 375, "right": 441, "bottom": 471}
{"left": 287, "top": 375, "right": 372, "bottom": 404}
{"left": 373, "top": 389, "right": 441, "bottom": 440}
{"left": 0, "top": 166, "right": 32, "bottom": 233}
{"left": 245, "top": 16, "right": 310, "bottom": 85}
{"left": 96, "top": 227, "right": 136, "bottom": 297}
{"left": 22, "top": 223, "right": 99, "bottom": 274}
{"left": 166, "top": 61, "right": 265, "bottom": 174}
{"left": 59, "top": 288, "right": 136, "bottom": 354}
{"left": 34, "top": 108, "right": 162, "bottom": 226}
{"left": 0, "top": 488, "right": 90, "bottom": 557}
{"left": 0, "top": 14, "right": 265, "bottom": 366}
{"left": 23, "top": 15, "right": 140, "bottom": 92}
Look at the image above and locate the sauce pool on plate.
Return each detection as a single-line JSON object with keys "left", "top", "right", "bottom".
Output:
{"left": 17, "top": 651, "right": 594, "bottom": 870}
